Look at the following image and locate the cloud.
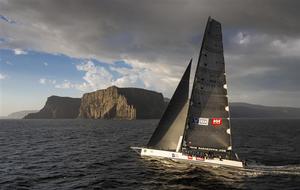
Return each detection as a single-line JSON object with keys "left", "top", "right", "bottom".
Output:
{"left": 5, "top": 61, "right": 12, "bottom": 65}
{"left": 271, "top": 38, "right": 300, "bottom": 57}
{"left": 39, "top": 78, "right": 46, "bottom": 84}
{"left": 75, "top": 60, "right": 114, "bottom": 91}
{"left": 43, "top": 62, "right": 48, "bottom": 66}
{"left": 234, "top": 32, "right": 250, "bottom": 45}
{"left": 1, "top": 0, "right": 300, "bottom": 106}
{"left": 0, "top": 73, "right": 6, "bottom": 80}
{"left": 53, "top": 61, "right": 116, "bottom": 91}
{"left": 1, "top": 0, "right": 300, "bottom": 62}
{"left": 39, "top": 78, "right": 56, "bottom": 85}
{"left": 55, "top": 80, "right": 73, "bottom": 89}
{"left": 53, "top": 60, "right": 180, "bottom": 97}
{"left": 13, "top": 48, "right": 27, "bottom": 55}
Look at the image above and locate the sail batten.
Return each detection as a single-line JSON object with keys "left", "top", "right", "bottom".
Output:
{"left": 147, "top": 60, "right": 192, "bottom": 151}
{"left": 183, "top": 17, "right": 232, "bottom": 152}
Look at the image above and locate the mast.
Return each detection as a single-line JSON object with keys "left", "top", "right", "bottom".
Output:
{"left": 147, "top": 60, "right": 192, "bottom": 151}
{"left": 183, "top": 17, "right": 232, "bottom": 153}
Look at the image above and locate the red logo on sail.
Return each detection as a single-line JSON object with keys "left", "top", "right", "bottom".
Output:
{"left": 212, "top": 118, "right": 222, "bottom": 127}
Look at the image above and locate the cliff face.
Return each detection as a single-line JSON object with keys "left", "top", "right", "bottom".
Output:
{"left": 24, "top": 96, "right": 81, "bottom": 119}
{"left": 78, "top": 86, "right": 165, "bottom": 119}
{"left": 20, "top": 89, "right": 300, "bottom": 120}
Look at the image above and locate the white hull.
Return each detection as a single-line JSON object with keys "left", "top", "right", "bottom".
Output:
{"left": 132, "top": 147, "right": 244, "bottom": 168}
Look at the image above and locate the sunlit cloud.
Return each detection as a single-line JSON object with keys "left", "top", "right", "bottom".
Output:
{"left": 13, "top": 48, "right": 27, "bottom": 55}
{"left": 39, "top": 78, "right": 56, "bottom": 85}
{"left": 55, "top": 80, "right": 74, "bottom": 89}
{"left": 51, "top": 59, "right": 180, "bottom": 97}
{"left": 39, "top": 78, "right": 46, "bottom": 84}
{"left": 235, "top": 32, "right": 250, "bottom": 45}
{"left": 0, "top": 73, "right": 7, "bottom": 80}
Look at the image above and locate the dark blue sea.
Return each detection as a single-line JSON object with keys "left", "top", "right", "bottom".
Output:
{"left": 0, "top": 119, "right": 299, "bottom": 190}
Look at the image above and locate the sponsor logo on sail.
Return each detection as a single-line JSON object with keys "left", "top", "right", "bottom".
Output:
{"left": 212, "top": 118, "right": 222, "bottom": 127}
{"left": 198, "top": 117, "right": 209, "bottom": 126}
{"left": 192, "top": 117, "right": 198, "bottom": 124}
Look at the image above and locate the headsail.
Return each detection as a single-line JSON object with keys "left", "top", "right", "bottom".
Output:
{"left": 147, "top": 60, "right": 192, "bottom": 151}
{"left": 183, "top": 17, "right": 232, "bottom": 153}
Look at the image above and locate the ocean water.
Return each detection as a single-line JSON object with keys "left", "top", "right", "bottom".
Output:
{"left": 0, "top": 119, "right": 299, "bottom": 190}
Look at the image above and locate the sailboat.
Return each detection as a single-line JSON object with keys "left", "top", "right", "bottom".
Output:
{"left": 131, "top": 17, "right": 244, "bottom": 168}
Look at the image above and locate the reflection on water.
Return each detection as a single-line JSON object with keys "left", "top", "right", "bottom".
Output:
{"left": 139, "top": 156, "right": 300, "bottom": 190}
{"left": 0, "top": 119, "right": 299, "bottom": 189}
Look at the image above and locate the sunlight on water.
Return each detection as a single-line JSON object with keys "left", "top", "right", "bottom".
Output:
{"left": 0, "top": 119, "right": 299, "bottom": 189}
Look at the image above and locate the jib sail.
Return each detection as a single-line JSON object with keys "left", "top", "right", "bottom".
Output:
{"left": 147, "top": 60, "right": 192, "bottom": 151}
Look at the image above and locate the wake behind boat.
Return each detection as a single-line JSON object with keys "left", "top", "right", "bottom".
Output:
{"left": 131, "top": 17, "right": 244, "bottom": 168}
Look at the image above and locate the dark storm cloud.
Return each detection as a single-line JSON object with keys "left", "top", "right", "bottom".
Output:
{"left": 0, "top": 0, "right": 299, "bottom": 106}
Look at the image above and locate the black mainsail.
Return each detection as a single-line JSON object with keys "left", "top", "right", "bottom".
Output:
{"left": 183, "top": 17, "right": 232, "bottom": 153}
{"left": 147, "top": 60, "right": 192, "bottom": 151}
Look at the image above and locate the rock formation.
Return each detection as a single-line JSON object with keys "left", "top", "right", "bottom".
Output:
{"left": 22, "top": 86, "right": 300, "bottom": 120}
{"left": 78, "top": 86, "right": 165, "bottom": 119}
{"left": 7, "top": 110, "right": 37, "bottom": 119}
{"left": 24, "top": 96, "right": 81, "bottom": 119}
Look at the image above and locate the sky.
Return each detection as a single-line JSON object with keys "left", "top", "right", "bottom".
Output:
{"left": 0, "top": 0, "right": 300, "bottom": 116}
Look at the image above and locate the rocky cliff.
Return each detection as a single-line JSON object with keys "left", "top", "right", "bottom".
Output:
{"left": 22, "top": 87, "right": 300, "bottom": 120}
{"left": 24, "top": 96, "right": 81, "bottom": 119}
{"left": 78, "top": 86, "right": 165, "bottom": 119}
